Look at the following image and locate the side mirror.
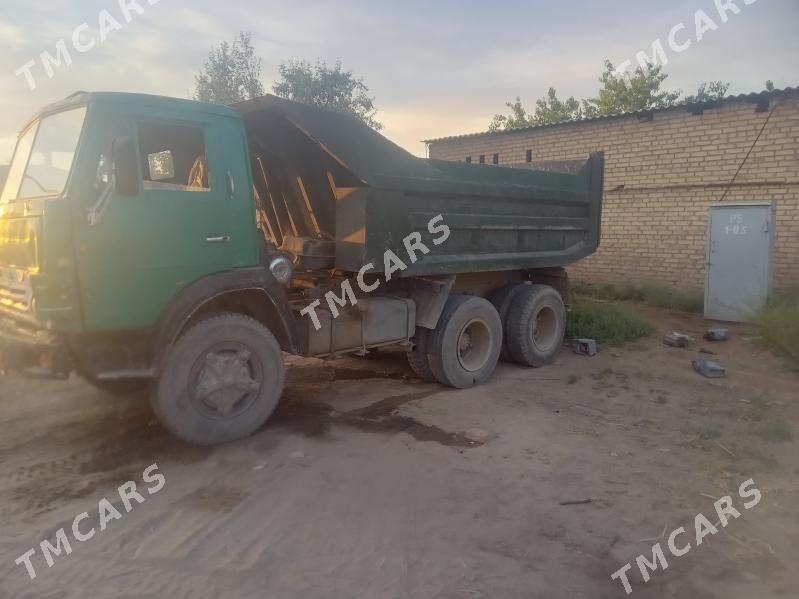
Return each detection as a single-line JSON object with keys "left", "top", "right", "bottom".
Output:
{"left": 111, "top": 136, "right": 139, "bottom": 196}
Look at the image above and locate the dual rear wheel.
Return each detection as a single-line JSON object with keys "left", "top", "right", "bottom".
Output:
{"left": 406, "top": 285, "right": 566, "bottom": 388}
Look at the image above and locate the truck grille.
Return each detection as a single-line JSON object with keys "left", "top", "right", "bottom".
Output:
{"left": 0, "top": 217, "right": 40, "bottom": 271}
{"left": 0, "top": 267, "right": 33, "bottom": 314}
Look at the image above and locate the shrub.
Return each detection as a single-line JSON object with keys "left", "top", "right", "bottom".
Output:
{"left": 566, "top": 299, "right": 655, "bottom": 346}
{"left": 753, "top": 289, "right": 799, "bottom": 371}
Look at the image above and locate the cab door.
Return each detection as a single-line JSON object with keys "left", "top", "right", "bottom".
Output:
{"left": 73, "top": 109, "right": 246, "bottom": 332}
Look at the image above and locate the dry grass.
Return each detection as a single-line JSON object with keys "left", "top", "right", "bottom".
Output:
{"left": 573, "top": 280, "right": 704, "bottom": 313}
{"left": 752, "top": 288, "right": 799, "bottom": 371}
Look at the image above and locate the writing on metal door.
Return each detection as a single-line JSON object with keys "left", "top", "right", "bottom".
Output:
{"left": 724, "top": 213, "right": 748, "bottom": 236}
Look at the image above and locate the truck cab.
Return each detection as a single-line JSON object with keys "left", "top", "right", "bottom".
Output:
{"left": 0, "top": 93, "right": 295, "bottom": 389}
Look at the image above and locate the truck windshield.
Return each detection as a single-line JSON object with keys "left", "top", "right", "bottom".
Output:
{"left": 1, "top": 107, "right": 87, "bottom": 203}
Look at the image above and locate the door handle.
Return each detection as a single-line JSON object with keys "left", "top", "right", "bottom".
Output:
{"left": 206, "top": 236, "right": 231, "bottom": 243}
{"left": 225, "top": 171, "right": 236, "bottom": 199}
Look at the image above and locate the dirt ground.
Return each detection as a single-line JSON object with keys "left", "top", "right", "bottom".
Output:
{"left": 0, "top": 304, "right": 797, "bottom": 599}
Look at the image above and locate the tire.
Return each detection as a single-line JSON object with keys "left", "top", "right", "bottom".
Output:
{"left": 489, "top": 283, "right": 529, "bottom": 362}
{"left": 406, "top": 327, "right": 436, "bottom": 382}
{"left": 505, "top": 285, "right": 566, "bottom": 367}
{"left": 151, "top": 313, "right": 285, "bottom": 446}
{"left": 427, "top": 295, "right": 502, "bottom": 389}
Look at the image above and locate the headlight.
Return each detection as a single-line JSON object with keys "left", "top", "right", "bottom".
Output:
{"left": 269, "top": 255, "right": 293, "bottom": 285}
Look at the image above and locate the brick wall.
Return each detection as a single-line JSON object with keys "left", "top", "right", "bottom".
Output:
{"left": 427, "top": 92, "right": 799, "bottom": 292}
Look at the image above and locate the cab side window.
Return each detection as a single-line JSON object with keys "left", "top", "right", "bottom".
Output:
{"left": 137, "top": 122, "right": 210, "bottom": 192}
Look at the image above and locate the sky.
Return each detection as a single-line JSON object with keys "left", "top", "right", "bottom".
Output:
{"left": 0, "top": 0, "right": 797, "bottom": 162}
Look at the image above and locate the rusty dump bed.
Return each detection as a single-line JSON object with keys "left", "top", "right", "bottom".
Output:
{"left": 235, "top": 95, "right": 603, "bottom": 276}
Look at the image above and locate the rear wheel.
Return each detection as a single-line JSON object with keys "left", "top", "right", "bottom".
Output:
{"left": 406, "top": 327, "right": 436, "bottom": 382}
{"left": 151, "top": 313, "right": 285, "bottom": 445}
{"left": 505, "top": 285, "right": 566, "bottom": 367}
{"left": 489, "top": 283, "right": 529, "bottom": 361}
{"left": 427, "top": 295, "right": 502, "bottom": 389}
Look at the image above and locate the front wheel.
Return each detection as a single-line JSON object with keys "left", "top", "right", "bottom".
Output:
{"left": 151, "top": 313, "right": 285, "bottom": 445}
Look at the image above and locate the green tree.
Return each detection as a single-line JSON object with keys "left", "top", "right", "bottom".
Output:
{"left": 194, "top": 32, "right": 265, "bottom": 105}
{"left": 489, "top": 88, "right": 583, "bottom": 131}
{"left": 582, "top": 60, "right": 682, "bottom": 117}
{"left": 765, "top": 80, "right": 775, "bottom": 92}
{"left": 272, "top": 59, "right": 382, "bottom": 130}
{"left": 534, "top": 87, "right": 583, "bottom": 124}
{"left": 489, "top": 97, "right": 534, "bottom": 131}
{"left": 686, "top": 80, "right": 730, "bottom": 103}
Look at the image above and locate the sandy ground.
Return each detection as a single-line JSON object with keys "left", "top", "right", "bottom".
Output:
{"left": 0, "top": 305, "right": 797, "bottom": 599}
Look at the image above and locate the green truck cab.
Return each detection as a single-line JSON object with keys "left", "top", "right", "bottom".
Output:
{"left": 0, "top": 92, "right": 603, "bottom": 445}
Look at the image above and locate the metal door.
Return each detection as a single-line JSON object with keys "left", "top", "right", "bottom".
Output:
{"left": 705, "top": 202, "right": 775, "bottom": 322}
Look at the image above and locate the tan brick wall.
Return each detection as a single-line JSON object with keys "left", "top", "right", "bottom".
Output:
{"left": 428, "top": 93, "right": 799, "bottom": 292}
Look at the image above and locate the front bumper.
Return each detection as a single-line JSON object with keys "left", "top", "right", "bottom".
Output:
{"left": 0, "top": 312, "right": 69, "bottom": 374}
{"left": 0, "top": 313, "right": 59, "bottom": 348}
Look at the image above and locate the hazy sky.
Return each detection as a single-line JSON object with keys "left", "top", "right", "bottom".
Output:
{"left": 0, "top": 0, "right": 797, "bottom": 162}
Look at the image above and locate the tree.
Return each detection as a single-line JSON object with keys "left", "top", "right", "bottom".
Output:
{"left": 533, "top": 88, "right": 583, "bottom": 125}
{"left": 686, "top": 80, "right": 730, "bottom": 103}
{"left": 582, "top": 60, "right": 682, "bottom": 117}
{"left": 194, "top": 31, "right": 265, "bottom": 105}
{"left": 489, "top": 88, "right": 583, "bottom": 131}
{"left": 489, "top": 97, "right": 534, "bottom": 132}
{"left": 272, "top": 59, "right": 382, "bottom": 130}
{"left": 765, "top": 80, "right": 775, "bottom": 92}
{"left": 489, "top": 59, "right": 685, "bottom": 130}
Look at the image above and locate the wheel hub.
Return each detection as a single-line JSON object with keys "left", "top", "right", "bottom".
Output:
{"left": 531, "top": 306, "right": 558, "bottom": 351}
{"left": 193, "top": 348, "right": 261, "bottom": 417}
{"left": 457, "top": 319, "right": 493, "bottom": 373}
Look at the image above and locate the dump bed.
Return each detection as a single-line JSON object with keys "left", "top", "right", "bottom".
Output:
{"left": 235, "top": 96, "right": 603, "bottom": 277}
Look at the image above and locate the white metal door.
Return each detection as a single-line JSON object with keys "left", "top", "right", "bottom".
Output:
{"left": 705, "top": 202, "right": 775, "bottom": 322}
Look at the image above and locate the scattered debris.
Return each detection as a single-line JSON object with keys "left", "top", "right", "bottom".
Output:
{"left": 463, "top": 428, "right": 492, "bottom": 444}
{"left": 693, "top": 359, "right": 727, "bottom": 379}
{"left": 573, "top": 339, "right": 598, "bottom": 357}
{"left": 637, "top": 525, "right": 668, "bottom": 543}
{"left": 559, "top": 498, "right": 592, "bottom": 506}
{"left": 699, "top": 347, "right": 717, "bottom": 355}
{"left": 715, "top": 441, "right": 736, "bottom": 457}
{"left": 705, "top": 328, "right": 730, "bottom": 342}
{"left": 663, "top": 332, "right": 693, "bottom": 348}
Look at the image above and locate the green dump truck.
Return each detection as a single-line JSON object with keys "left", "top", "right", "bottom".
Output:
{"left": 0, "top": 92, "right": 604, "bottom": 445}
